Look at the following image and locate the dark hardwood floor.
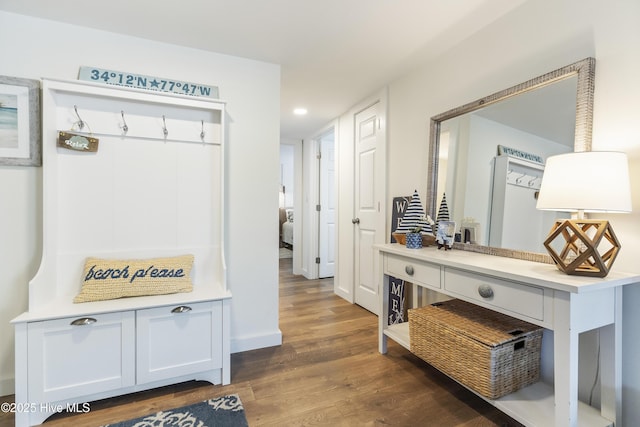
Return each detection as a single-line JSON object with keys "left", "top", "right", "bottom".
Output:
{"left": 1, "top": 258, "right": 522, "bottom": 426}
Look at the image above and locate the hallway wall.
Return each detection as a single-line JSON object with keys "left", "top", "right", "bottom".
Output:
{"left": 385, "top": 0, "right": 640, "bottom": 423}
{"left": 0, "top": 10, "right": 281, "bottom": 395}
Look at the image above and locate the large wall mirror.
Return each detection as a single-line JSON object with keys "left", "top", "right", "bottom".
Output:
{"left": 426, "top": 58, "right": 595, "bottom": 262}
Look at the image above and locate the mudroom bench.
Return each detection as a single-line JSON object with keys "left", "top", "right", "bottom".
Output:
{"left": 12, "top": 78, "right": 230, "bottom": 426}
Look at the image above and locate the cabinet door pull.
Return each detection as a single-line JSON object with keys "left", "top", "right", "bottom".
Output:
{"left": 478, "top": 284, "right": 494, "bottom": 298}
{"left": 70, "top": 317, "right": 97, "bottom": 326}
{"left": 405, "top": 265, "right": 414, "bottom": 276}
{"left": 171, "top": 305, "right": 192, "bottom": 314}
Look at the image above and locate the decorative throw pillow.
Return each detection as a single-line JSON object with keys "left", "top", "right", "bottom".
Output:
{"left": 73, "top": 254, "right": 194, "bottom": 303}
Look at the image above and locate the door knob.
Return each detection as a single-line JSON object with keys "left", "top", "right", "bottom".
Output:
{"left": 352, "top": 218, "right": 360, "bottom": 224}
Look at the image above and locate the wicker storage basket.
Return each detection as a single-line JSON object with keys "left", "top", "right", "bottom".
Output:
{"left": 409, "top": 299, "right": 542, "bottom": 399}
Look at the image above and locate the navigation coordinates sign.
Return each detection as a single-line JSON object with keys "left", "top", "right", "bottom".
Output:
{"left": 497, "top": 145, "right": 544, "bottom": 164}
{"left": 78, "top": 66, "right": 219, "bottom": 99}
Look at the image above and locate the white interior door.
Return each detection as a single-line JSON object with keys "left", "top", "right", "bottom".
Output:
{"left": 354, "top": 102, "right": 380, "bottom": 314}
{"left": 318, "top": 136, "right": 335, "bottom": 278}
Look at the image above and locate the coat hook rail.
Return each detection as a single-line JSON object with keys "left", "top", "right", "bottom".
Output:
{"left": 63, "top": 107, "right": 217, "bottom": 144}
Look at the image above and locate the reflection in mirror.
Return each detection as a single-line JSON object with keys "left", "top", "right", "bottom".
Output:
{"left": 427, "top": 58, "right": 595, "bottom": 262}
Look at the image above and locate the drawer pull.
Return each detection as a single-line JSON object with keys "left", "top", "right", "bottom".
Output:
{"left": 70, "top": 317, "right": 96, "bottom": 326}
{"left": 478, "top": 284, "right": 494, "bottom": 298}
{"left": 171, "top": 305, "right": 192, "bottom": 314}
{"left": 405, "top": 265, "right": 414, "bottom": 276}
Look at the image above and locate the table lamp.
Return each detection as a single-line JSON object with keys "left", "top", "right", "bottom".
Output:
{"left": 536, "top": 151, "right": 632, "bottom": 277}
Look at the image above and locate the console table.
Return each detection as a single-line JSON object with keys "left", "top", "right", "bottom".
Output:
{"left": 376, "top": 243, "right": 640, "bottom": 427}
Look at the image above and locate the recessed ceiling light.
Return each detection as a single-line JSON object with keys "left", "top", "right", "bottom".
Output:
{"left": 293, "top": 108, "right": 308, "bottom": 115}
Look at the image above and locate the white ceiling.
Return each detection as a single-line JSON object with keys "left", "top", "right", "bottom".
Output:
{"left": 0, "top": 0, "right": 526, "bottom": 139}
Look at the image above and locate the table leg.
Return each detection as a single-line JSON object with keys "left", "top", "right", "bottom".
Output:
{"left": 599, "top": 287, "right": 622, "bottom": 424}
{"left": 554, "top": 291, "right": 580, "bottom": 426}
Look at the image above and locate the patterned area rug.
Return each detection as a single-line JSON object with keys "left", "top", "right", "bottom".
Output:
{"left": 103, "top": 394, "right": 248, "bottom": 427}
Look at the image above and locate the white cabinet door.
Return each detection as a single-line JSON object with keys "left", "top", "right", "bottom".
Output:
{"left": 136, "top": 301, "right": 222, "bottom": 384}
{"left": 27, "top": 311, "right": 136, "bottom": 403}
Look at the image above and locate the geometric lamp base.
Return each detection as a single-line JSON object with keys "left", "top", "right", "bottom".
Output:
{"left": 543, "top": 219, "right": 621, "bottom": 278}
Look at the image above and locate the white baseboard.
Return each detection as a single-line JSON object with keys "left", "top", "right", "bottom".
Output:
{"left": 0, "top": 377, "right": 15, "bottom": 397}
{"left": 231, "top": 329, "right": 282, "bottom": 353}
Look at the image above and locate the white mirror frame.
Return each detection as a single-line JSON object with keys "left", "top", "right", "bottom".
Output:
{"left": 426, "top": 57, "right": 596, "bottom": 263}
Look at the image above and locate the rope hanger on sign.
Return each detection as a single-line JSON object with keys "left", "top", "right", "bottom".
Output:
{"left": 56, "top": 105, "right": 99, "bottom": 152}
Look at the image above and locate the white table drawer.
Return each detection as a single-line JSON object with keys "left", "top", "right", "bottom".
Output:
{"left": 385, "top": 254, "right": 441, "bottom": 289}
{"left": 443, "top": 268, "right": 544, "bottom": 321}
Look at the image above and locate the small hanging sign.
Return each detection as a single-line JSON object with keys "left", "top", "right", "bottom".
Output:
{"left": 497, "top": 145, "right": 544, "bottom": 164}
{"left": 78, "top": 66, "right": 219, "bottom": 99}
{"left": 57, "top": 131, "right": 99, "bottom": 152}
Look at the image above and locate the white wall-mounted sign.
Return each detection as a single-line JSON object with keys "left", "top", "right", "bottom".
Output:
{"left": 78, "top": 66, "right": 219, "bottom": 99}
{"left": 497, "top": 144, "right": 544, "bottom": 164}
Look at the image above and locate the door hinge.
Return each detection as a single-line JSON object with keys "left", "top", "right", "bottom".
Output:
{"left": 316, "top": 204, "right": 321, "bottom": 212}
{"left": 315, "top": 257, "right": 320, "bottom": 264}
{"left": 316, "top": 152, "right": 322, "bottom": 160}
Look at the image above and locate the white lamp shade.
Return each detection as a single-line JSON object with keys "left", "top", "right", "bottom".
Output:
{"left": 536, "top": 151, "right": 632, "bottom": 213}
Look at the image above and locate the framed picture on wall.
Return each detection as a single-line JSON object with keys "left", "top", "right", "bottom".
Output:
{"left": 436, "top": 220, "right": 456, "bottom": 249}
{"left": 0, "top": 76, "right": 41, "bottom": 166}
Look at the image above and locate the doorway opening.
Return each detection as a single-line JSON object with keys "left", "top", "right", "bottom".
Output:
{"left": 316, "top": 129, "right": 336, "bottom": 279}
{"left": 279, "top": 143, "right": 295, "bottom": 270}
